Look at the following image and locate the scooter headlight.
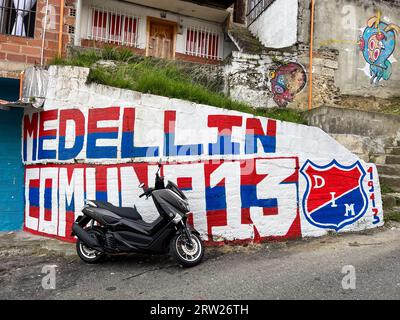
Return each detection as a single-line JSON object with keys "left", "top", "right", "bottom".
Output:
{"left": 85, "top": 200, "right": 97, "bottom": 207}
{"left": 173, "top": 213, "right": 183, "bottom": 224}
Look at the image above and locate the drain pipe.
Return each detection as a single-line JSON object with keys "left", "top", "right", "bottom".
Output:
{"left": 308, "top": 0, "right": 315, "bottom": 111}
{"left": 19, "top": 71, "right": 24, "bottom": 100}
{"left": 58, "top": 1, "right": 65, "bottom": 57}
{"left": 40, "top": 0, "right": 50, "bottom": 66}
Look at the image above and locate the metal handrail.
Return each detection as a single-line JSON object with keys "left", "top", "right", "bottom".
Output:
{"left": 246, "top": 0, "right": 276, "bottom": 26}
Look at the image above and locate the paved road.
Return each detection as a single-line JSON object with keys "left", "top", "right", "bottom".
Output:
{"left": 1, "top": 224, "right": 400, "bottom": 300}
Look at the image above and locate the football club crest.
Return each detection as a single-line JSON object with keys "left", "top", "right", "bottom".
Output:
{"left": 300, "top": 160, "right": 368, "bottom": 231}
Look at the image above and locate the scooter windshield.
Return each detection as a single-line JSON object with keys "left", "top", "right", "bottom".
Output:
{"left": 166, "top": 180, "right": 188, "bottom": 200}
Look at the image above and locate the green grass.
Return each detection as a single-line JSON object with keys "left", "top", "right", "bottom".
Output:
{"left": 50, "top": 47, "right": 307, "bottom": 124}
{"left": 380, "top": 183, "right": 395, "bottom": 194}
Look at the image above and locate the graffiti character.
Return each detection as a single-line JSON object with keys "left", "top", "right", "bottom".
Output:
{"left": 270, "top": 62, "right": 307, "bottom": 108}
{"left": 358, "top": 13, "right": 400, "bottom": 85}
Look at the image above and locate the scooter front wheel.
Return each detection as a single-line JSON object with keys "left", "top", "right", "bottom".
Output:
{"left": 170, "top": 233, "right": 204, "bottom": 268}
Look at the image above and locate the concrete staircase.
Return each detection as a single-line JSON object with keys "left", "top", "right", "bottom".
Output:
{"left": 226, "top": 23, "right": 266, "bottom": 54}
{"left": 374, "top": 143, "right": 400, "bottom": 214}
{"left": 375, "top": 145, "right": 400, "bottom": 192}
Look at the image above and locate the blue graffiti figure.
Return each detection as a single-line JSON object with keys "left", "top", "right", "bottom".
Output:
{"left": 358, "top": 14, "right": 400, "bottom": 85}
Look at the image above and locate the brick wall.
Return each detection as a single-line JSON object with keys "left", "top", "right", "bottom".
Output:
{"left": 0, "top": 0, "right": 71, "bottom": 74}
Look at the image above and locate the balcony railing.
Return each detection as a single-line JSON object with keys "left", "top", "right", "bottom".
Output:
{"left": 247, "top": 0, "right": 275, "bottom": 26}
{"left": 185, "top": 26, "right": 223, "bottom": 61}
{"left": 86, "top": 6, "right": 140, "bottom": 48}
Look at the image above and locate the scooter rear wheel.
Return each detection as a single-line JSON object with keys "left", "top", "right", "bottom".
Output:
{"left": 170, "top": 233, "right": 204, "bottom": 268}
{"left": 76, "top": 228, "right": 105, "bottom": 264}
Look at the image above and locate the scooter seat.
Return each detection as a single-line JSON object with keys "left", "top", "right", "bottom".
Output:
{"left": 92, "top": 201, "right": 142, "bottom": 220}
{"left": 128, "top": 216, "right": 164, "bottom": 235}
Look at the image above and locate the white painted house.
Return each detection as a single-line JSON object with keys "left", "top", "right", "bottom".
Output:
{"left": 73, "top": 0, "right": 244, "bottom": 63}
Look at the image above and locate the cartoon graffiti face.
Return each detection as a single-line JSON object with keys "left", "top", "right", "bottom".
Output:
{"left": 367, "top": 34, "right": 386, "bottom": 62}
{"left": 359, "top": 16, "right": 399, "bottom": 84}
{"left": 270, "top": 62, "right": 307, "bottom": 108}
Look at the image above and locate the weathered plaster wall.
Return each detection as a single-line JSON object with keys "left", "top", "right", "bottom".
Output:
{"left": 309, "top": 106, "right": 400, "bottom": 161}
{"left": 224, "top": 51, "right": 274, "bottom": 109}
{"left": 300, "top": 0, "right": 400, "bottom": 98}
{"left": 225, "top": 48, "right": 340, "bottom": 110}
{"left": 248, "top": 0, "right": 298, "bottom": 49}
{"left": 238, "top": 0, "right": 400, "bottom": 110}
{"left": 21, "top": 66, "right": 383, "bottom": 243}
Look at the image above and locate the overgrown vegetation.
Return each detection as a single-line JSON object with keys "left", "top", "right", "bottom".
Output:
{"left": 380, "top": 183, "right": 395, "bottom": 194}
{"left": 50, "top": 47, "right": 307, "bottom": 124}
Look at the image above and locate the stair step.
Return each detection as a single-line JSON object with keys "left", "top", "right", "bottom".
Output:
{"left": 376, "top": 164, "right": 400, "bottom": 176}
{"left": 385, "top": 147, "right": 400, "bottom": 155}
{"left": 227, "top": 23, "right": 266, "bottom": 54}
{"left": 371, "top": 154, "right": 387, "bottom": 164}
{"left": 382, "top": 194, "right": 396, "bottom": 210}
{"left": 382, "top": 193, "right": 400, "bottom": 210}
{"left": 386, "top": 155, "right": 400, "bottom": 165}
{"left": 380, "top": 175, "right": 400, "bottom": 192}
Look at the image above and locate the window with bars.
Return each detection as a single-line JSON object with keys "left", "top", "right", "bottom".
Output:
{"left": 69, "top": 8, "right": 76, "bottom": 17}
{"left": 185, "top": 27, "right": 222, "bottom": 61}
{"left": 88, "top": 7, "right": 140, "bottom": 48}
{"left": 0, "top": 0, "right": 37, "bottom": 37}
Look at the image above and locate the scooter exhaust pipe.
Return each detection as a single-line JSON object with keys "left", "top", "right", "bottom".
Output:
{"left": 72, "top": 223, "right": 104, "bottom": 252}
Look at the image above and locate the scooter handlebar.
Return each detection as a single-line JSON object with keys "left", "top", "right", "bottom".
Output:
{"left": 139, "top": 187, "right": 153, "bottom": 198}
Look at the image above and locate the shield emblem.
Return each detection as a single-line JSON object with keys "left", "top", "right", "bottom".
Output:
{"left": 300, "top": 160, "right": 368, "bottom": 231}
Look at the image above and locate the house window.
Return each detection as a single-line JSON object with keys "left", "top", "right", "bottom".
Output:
{"left": 89, "top": 7, "right": 140, "bottom": 48}
{"left": 0, "top": 0, "right": 37, "bottom": 37}
{"left": 68, "top": 25, "right": 75, "bottom": 34}
{"left": 69, "top": 8, "right": 76, "bottom": 17}
{"left": 185, "top": 27, "right": 222, "bottom": 61}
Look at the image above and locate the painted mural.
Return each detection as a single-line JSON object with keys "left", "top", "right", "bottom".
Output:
{"left": 270, "top": 62, "right": 307, "bottom": 108}
{"left": 301, "top": 160, "right": 368, "bottom": 231}
{"left": 25, "top": 158, "right": 300, "bottom": 243}
{"left": 16, "top": 64, "right": 383, "bottom": 243}
{"left": 358, "top": 12, "right": 400, "bottom": 85}
{"left": 22, "top": 102, "right": 383, "bottom": 243}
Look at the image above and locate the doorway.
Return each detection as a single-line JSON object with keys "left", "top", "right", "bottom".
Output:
{"left": 146, "top": 17, "right": 176, "bottom": 59}
{"left": 0, "top": 78, "right": 24, "bottom": 231}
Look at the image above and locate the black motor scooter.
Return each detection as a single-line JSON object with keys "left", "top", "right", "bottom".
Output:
{"left": 71, "top": 162, "right": 204, "bottom": 267}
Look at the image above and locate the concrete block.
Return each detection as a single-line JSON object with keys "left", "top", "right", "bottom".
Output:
{"left": 386, "top": 155, "right": 400, "bottom": 165}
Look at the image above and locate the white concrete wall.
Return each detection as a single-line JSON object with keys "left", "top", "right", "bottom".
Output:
{"left": 21, "top": 66, "right": 383, "bottom": 243}
{"left": 248, "top": 0, "right": 298, "bottom": 49}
